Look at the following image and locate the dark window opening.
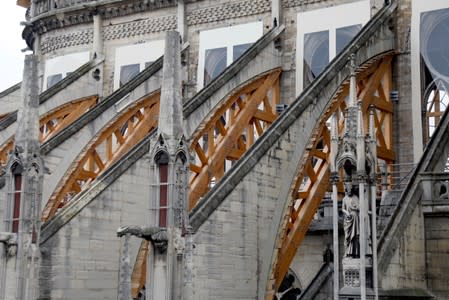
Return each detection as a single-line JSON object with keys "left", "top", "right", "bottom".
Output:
{"left": 204, "top": 47, "right": 227, "bottom": 86}
{"left": 303, "top": 30, "right": 329, "bottom": 88}
{"left": 159, "top": 163, "right": 168, "bottom": 228}
{"left": 12, "top": 174, "right": 22, "bottom": 233}
{"left": 120, "top": 64, "right": 140, "bottom": 87}
{"left": 46, "top": 73, "right": 63, "bottom": 89}
{"left": 336, "top": 24, "right": 362, "bottom": 54}
{"left": 233, "top": 43, "right": 252, "bottom": 61}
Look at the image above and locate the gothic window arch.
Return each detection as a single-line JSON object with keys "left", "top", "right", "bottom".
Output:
{"left": 5, "top": 162, "right": 23, "bottom": 233}
{"left": 155, "top": 151, "right": 169, "bottom": 228}
{"left": 419, "top": 7, "right": 449, "bottom": 144}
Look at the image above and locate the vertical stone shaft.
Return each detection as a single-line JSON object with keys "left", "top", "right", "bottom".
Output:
{"left": 93, "top": 13, "right": 104, "bottom": 59}
{"left": 158, "top": 31, "right": 183, "bottom": 140}
{"left": 359, "top": 180, "right": 367, "bottom": 300}
{"left": 271, "top": 0, "right": 280, "bottom": 26}
{"left": 369, "top": 107, "right": 379, "bottom": 300}
{"left": 118, "top": 234, "right": 131, "bottom": 300}
{"left": 15, "top": 55, "right": 40, "bottom": 157}
{"left": 177, "top": 1, "right": 186, "bottom": 42}
{"left": 330, "top": 113, "right": 339, "bottom": 299}
{"left": 332, "top": 179, "right": 339, "bottom": 300}
{"left": 15, "top": 54, "right": 41, "bottom": 300}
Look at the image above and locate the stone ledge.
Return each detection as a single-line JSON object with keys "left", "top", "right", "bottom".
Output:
{"left": 0, "top": 82, "right": 21, "bottom": 99}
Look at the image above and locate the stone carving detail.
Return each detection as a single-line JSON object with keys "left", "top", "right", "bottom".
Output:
{"left": 186, "top": 0, "right": 270, "bottom": 26}
{"left": 103, "top": 15, "right": 177, "bottom": 41}
{"left": 39, "top": 14, "right": 176, "bottom": 54}
{"left": 117, "top": 225, "right": 168, "bottom": 253}
{"left": 342, "top": 182, "right": 360, "bottom": 258}
{"left": 40, "top": 29, "right": 93, "bottom": 54}
{"left": 344, "top": 269, "right": 360, "bottom": 287}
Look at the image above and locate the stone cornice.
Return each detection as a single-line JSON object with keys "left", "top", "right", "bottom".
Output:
{"left": 24, "top": 0, "right": 177, "bottom": 49}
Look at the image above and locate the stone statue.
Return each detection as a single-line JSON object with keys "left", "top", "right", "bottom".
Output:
{"left": 342, "top": 182, "right": 360, "bottom": 258}
{"left": 117, "top": 225, "right": 168, "bottom": 253}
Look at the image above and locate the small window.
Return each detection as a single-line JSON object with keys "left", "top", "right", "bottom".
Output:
{"left": 204, "top": 47, "right": 227, "bottom": 86}
{"left": 197, "top": 22, "right": 263, "bottom": 89}
{"left": 303, "top": 30, "right": 329, "bottom": 88}
{"left": 296, "top": 0, "right": 370, "bottom": 93}
{"left": 12, "top": 174, "right": 22, "bottom": 233}
{"left": 46, "top": 74, "right": 63, "bottom": 89}
{"left": 233, "top": 43, "right": 253, "bottom": 61}
{"left": 114, "top": 40, "right": 165, "bottom": 90}
{"left": 119, "top": 64, "right": 140, "bottom": 87}
{"left": 159, "top": 163, "right": 168, "bottom": 228}
{"left": 336, "top": 24, "right": 362, "bottom": 54}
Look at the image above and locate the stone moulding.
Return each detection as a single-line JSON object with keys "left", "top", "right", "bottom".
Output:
{"left": 26, "top": 0, "right": 270, "bottom": 50}
{"left": 186, "top": 0, "right": 270, "bottom": 26}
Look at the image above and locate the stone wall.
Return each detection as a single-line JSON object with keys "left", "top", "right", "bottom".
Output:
{"left": 380, "top": 203, "right": 426, "bottom": 291}
{"left": 39, "top": 153, "right": 151, "bottom": 299}
{"left": 424, "top": 215, "right": 449, "bottom": 299}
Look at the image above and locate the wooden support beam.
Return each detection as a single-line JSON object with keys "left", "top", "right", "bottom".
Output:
{"left": 42, "top": 91, "right": 160, "bottom": 221}
{"left": 189, "top": 70, "right": 281, "bottom": 209}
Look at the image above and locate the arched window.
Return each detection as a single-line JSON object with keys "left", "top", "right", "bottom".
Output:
{"left": 10, "top": 163, "right": 23, "bottom": 233}
{"left": 420, "top": 7, "right": 449, "bottom": 144}
{"left": 155, "top": 152, "right": 169, "bottom": 228}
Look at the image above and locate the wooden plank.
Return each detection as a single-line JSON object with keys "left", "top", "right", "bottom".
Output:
{"left": 274, "top": 164, "right": 329, "bottom": 290}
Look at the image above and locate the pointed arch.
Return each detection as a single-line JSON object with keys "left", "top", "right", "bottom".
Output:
{"left": 42, "top": 91, "right": 160, "bottom": 221}
{"left": 270, "top": 55, "right": 395, "bottom": 292}
{"left": 189, "top": 68, "right": 282, "bottom": 209}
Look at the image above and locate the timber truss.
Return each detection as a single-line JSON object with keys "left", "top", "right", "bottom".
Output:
{"left": 189, "top": 68, "right": 281, "bottom": 209}
{"left": 42, "top": 91, "right": 160, "bottom": 221}
{"left": 268, "top": 55, "right": 395, "bottom": 294}
{"left": 0, "top": 95, "right": 97, "bottom": 165}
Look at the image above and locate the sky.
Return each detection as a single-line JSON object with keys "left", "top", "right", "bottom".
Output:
{"left": 0, "top": 2, "right": 27, "bottom": 91}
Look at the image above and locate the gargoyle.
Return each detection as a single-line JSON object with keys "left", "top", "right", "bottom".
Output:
{"left": 117, "top": 225, "right": 168, "bottom": 253}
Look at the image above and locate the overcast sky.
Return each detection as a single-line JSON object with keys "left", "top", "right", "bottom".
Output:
{"left": 0, "top": 2, "right": 27, "bottom": 91}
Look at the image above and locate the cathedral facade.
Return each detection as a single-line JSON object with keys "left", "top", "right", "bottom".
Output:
{"left": 0, "top": 0, "right": 449, "bottom": 299}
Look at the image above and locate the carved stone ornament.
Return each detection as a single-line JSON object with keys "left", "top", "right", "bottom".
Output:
{"left": 117, "top": 225, "right": 168, "bottom": 254}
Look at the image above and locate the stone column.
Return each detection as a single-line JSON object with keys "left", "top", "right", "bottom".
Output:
{"left": 92, "top": 12, "right": 103, "bottom": 60}
{"left": 369, "top": 106, "right": 378, "bottom": 300}
{"left": 117, "top": 233, "right": 131, "bottom": 300}
{"left": 177, "top": 0, "right": 186, "bottom": 42}
{"left": 330, "top": 112, "right": 339, "bottom": 300}
{"left": 13, "top": 55, "right": 44, "bottom": 300}
{"left": 271, "top": 0, "right": 280, "bottom": 26}
{"left": 147, "top": 30, "right": 188, "bottom": 300}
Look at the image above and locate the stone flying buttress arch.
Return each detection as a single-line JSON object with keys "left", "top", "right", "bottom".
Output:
{"left": 268, "top": 54, "right": 395, "bottom": 294}
{"left": 189, "top": 68, "right": 282, "bottom": 210}
{"left": 0, "top": 95, "right": 98, "bottom": 166}
{"left": 42, "top": 91, "right": 160, "bottom": 221}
